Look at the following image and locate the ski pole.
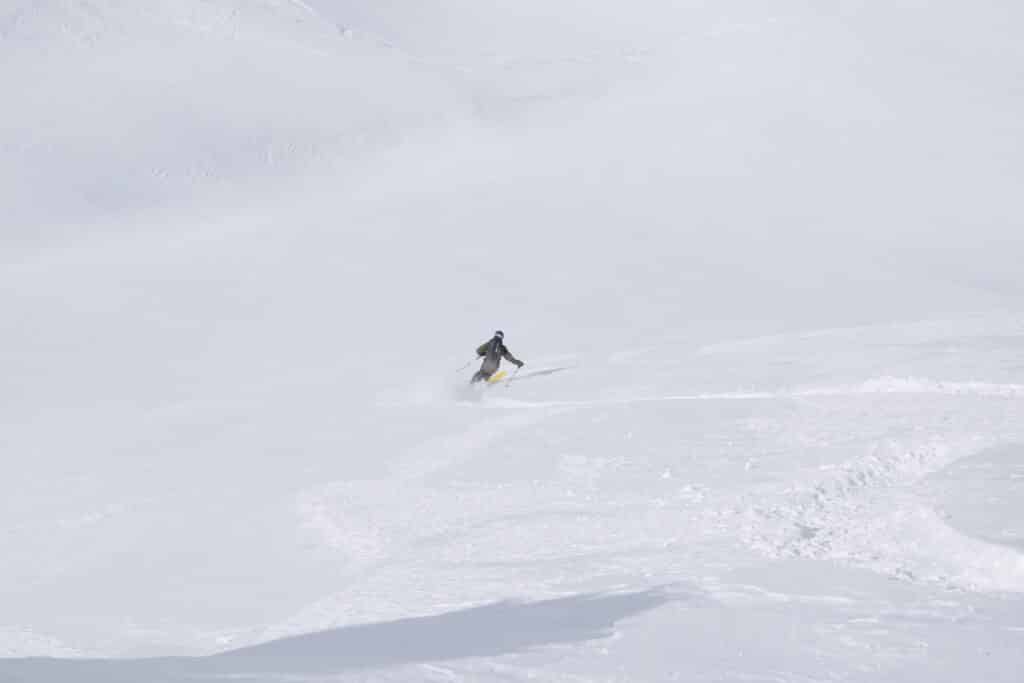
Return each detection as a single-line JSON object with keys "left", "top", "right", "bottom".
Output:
{"left": 506, "top": 366, "right": 521, "bottom": 388}
{"left": 454, "top": 358, "right": 475, "bottom": 373}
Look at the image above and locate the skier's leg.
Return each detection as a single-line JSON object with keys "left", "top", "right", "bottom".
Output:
{"left": 471, "top": 369, "right": 493, "bottom": 384}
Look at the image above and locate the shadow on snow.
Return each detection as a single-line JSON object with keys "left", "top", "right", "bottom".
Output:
{"left": 0, "top": 588, "right": 677, "bottom": 682}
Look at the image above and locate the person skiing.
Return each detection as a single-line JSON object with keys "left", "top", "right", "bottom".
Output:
{"left": 472, "top": 330, "right": 524, "bottom": 384}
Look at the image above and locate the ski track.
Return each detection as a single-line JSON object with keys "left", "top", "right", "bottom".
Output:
{"left": 494, "top": 376, "right": 1024, "bottom": 410}
{"left": 392, "top": 411, "right": 555, "bottom": 480}
{"left": 738, "top": 435, "right": 1024, "bottom": 592}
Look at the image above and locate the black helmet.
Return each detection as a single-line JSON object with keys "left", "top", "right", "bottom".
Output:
{"left": 494, "top": 330, "right": 504, "bottom": 339}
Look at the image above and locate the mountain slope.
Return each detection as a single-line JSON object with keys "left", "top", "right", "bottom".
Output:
{"left": 1, "top": 1, "right": 1023, "bottom": 679}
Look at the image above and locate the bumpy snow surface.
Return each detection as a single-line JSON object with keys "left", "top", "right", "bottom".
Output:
{"left": 2, "top": 1, "right": 1024, "bottom": 681}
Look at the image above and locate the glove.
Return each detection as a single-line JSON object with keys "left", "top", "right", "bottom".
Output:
{"left": 515, "top": 360, "right": 525, "bottom": 368}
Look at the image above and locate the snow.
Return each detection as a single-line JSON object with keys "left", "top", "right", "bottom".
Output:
{"left": 2, "top": 0, "right": 1024, "bottom": 680}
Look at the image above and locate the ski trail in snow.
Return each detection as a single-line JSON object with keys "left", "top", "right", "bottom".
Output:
{"left": 741, "top": 436, "right": 1024, "bottom": 592}
{"left": 391, "top": 412, "right": 552, "bottom": 480}
{"left": 294, "top": 410, "right": 560, "bottom": 576}
{"left": 800, "top": 377, "right": 1024, "bottom": 399}
{"left": 497, "top": 377, "right": 1024, "bottom": 409}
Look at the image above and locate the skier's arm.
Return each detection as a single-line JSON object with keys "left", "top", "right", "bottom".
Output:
{"left": 502, "top": 347, "right": 524, "bottom": 367}
{"left": 476, "top": 342, "right": 489, "bottom": 357}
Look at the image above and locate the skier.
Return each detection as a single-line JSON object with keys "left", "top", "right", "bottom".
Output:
{"left": 472, "top": 330, "right": 524, "bottom": 384}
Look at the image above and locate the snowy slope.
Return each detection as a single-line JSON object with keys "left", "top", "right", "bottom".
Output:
{"left": 1, "top": 0, "right": 467, "bottom": 242}
{"left": 2, "top": 0, "right": 1024, "bottom": 680}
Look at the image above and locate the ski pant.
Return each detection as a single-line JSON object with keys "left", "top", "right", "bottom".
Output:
{"left": 471, "top": 369, "right": 494, "bottom": 384}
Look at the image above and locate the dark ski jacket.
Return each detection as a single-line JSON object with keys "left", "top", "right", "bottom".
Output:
{"left": 476, "top": 337, "right": 522, "bottom": 375}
